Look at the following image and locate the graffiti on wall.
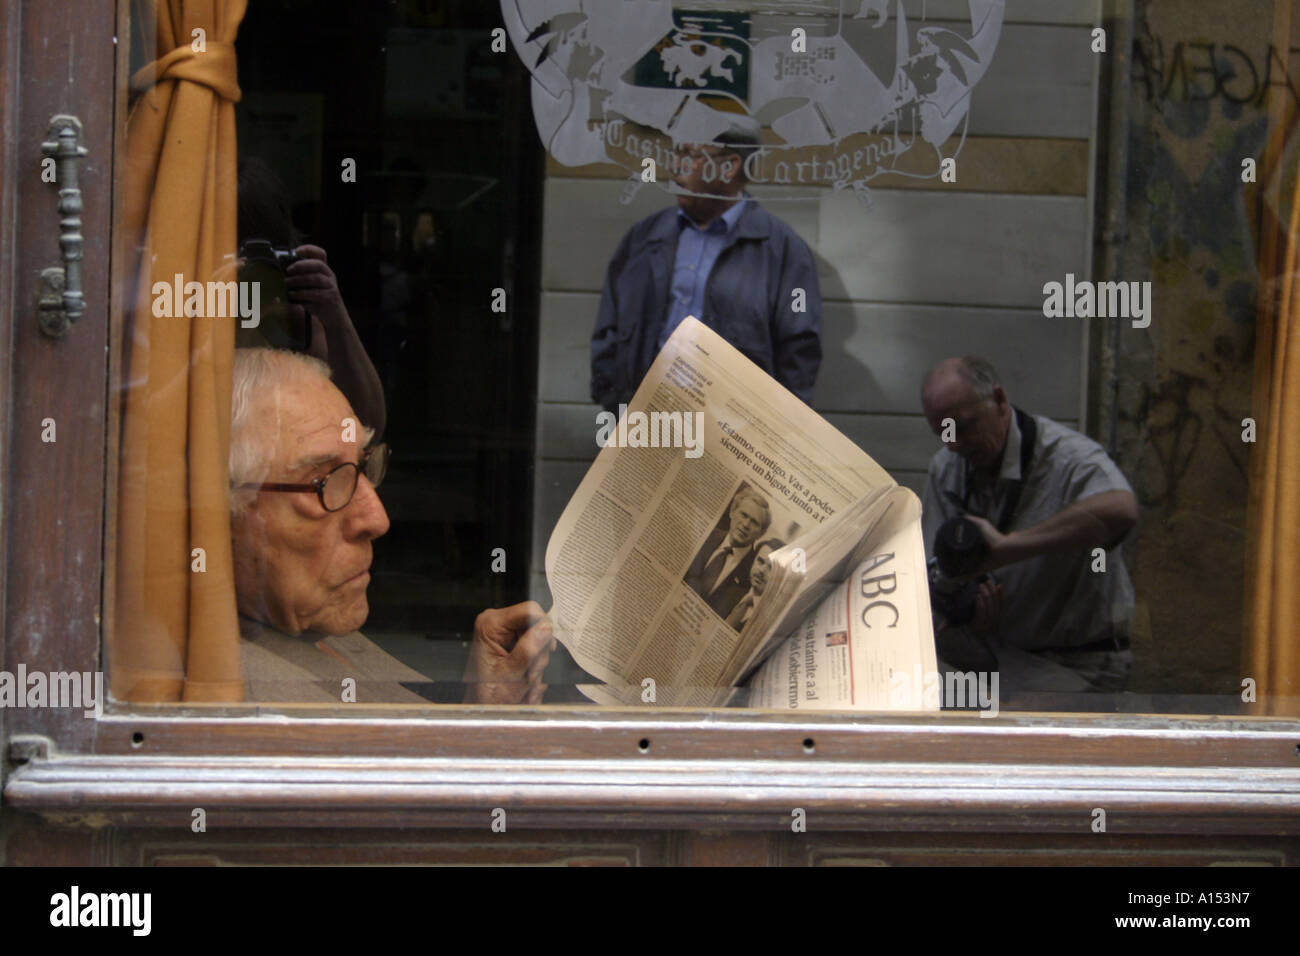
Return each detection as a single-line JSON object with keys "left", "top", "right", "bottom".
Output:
{"left": 1134, "top": 34, "right": 1300, "bottom": 107}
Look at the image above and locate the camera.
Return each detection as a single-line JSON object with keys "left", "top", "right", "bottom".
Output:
{"left": 933, "top": 514, "right": 989, "bottom": 577}
{"left": 928, "top": 559, "right": 978, "bottom": 626}
{"left": 240, "top": 238, "right": 299, "bottom": 272}
{"left": 928, "top": 559, "right": 1000, "bottom": 672}
{"left": 926, "top": 516, "right": 990, "bottom": 629}
{"left": 236, "top": 239, "right": 309, "bottom": 351}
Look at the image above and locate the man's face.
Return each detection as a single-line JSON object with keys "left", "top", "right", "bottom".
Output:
{"left": 231, "top": 375, "right": 390, "bottom": 636}
{"left": 923, "top": 372, "right": 1009, "bottom": 472}
{"left": 728, "top": 496, "right": 767, "bottom": 548}
{"left": 750, "top": 544, "right": 775, "bottom": 595}
{"left": 673, "top": 143, "right": 741, "bottom": 220}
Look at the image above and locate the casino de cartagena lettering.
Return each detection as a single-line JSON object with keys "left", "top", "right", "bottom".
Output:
{"left": 501, "top": 0, "right": 1006, "bottom": 204}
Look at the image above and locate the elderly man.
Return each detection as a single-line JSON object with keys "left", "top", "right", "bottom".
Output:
{"left": 590, "top": 118, "right": 822, "bottom": 413}
{"left": 683, "top": 486, "right": 774, "bottom": 619}
{"left": 229, "top": 348, "right": 552, "bottom": 704}
{"left": 724, "top": 537, "right": 784, "bottom": 631}
{"left": 920, "top": 356, "right": 1138, "bottom": 695}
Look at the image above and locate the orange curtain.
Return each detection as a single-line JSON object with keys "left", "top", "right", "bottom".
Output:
{"left": 112, "top": 0, "right": 248, "bottom": 702}
{"left": 1244, "top": 2, "right": 1300, "bottom": 710}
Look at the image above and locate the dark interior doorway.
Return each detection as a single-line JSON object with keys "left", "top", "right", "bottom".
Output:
{"left": 235, "top": 0, "right": 544, "bottom": 671}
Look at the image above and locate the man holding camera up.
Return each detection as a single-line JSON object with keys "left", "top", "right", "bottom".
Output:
{"left": 920, "top": 357, "right": 1138, "bottom": 696}
{"left": 237, "top": 156, "right": 386, "bottom": 437}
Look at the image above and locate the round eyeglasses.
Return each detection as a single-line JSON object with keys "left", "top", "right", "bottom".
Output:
{"left": 240, "top": 443, "right": 389, "bottom": 513}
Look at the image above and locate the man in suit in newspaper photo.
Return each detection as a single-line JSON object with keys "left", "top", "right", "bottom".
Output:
{"left": 683, "top": 484, "right": 773, "bottom": 619}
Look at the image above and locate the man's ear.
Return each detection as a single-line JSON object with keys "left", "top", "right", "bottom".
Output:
{"left": 991, "top": 384, "right": 1009, "bottom": 411}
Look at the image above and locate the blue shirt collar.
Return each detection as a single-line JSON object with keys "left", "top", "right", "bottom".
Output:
{"left": 677, "top": 196, "right": 748, "bottom": 234}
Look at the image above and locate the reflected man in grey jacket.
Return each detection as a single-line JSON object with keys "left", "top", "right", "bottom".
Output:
{"left": 590, "top": 119, "right": 822, "bottom": 413}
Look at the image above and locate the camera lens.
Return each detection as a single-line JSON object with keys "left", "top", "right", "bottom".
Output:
{"left": 935, "top": 515, "right": 989, "bottom": 577}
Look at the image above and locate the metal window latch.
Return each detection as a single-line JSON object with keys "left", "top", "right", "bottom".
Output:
{"left": 38, "top": 114, "right": 88, "bottom": 338}
{"left": 7, "top": 734, "right": 52, "bottom": 765}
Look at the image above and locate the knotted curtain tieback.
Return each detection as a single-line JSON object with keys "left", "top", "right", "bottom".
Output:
{"left": 131, "top": 41, "right": 241, "bottom": 102}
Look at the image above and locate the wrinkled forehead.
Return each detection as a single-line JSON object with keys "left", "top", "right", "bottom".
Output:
{"left": 252, "top": 376, "right": 358, "bottom": 471}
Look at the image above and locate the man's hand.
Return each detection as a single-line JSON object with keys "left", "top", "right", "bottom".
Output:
{"left": 463, "top": 601, "right": 556, "bottom": 705}
{"left": 972, "top": 576, "right": 1002, "bottom": 632}
{"left": 963, "top": 514, "right": 1008, "bottom": 570}
{"left": 965, "top": 490, "right": 1137, "bottom": 572}
{"left": 285, "top": 244, "right": 347, "bottom": 321}
{"left": 285, "top": 243, "right": 387, "bottom": 436}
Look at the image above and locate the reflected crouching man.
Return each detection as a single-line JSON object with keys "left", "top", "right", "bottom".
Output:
{"left": 920, "top": 356, "right": 1138, "bottom": 696}
{"left": 725, "top": 537, "right": 784, "bottom": 631}
{"left": 684, "top": 487, "right": 773, "bottom": 620}
{"left": 229, "top": 348, "right": 553, "bottom": 704}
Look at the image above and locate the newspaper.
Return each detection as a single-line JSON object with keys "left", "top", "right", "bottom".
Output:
{"left": 746, "top": 491, "right": 939, "bottom": 710}
{"left": 545, "top": 317, "right": 936, "bottom": 710}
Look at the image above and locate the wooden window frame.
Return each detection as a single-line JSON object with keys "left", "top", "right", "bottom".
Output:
{"left": 3, "top": 0, "right": 1300, "bottom": 840}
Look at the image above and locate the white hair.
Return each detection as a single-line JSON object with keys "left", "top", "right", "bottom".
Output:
{"left": 229, "top": 349, "right": 333, "bottom": 517}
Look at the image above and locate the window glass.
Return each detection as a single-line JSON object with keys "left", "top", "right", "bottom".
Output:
{"left": 108, "top": 0, "right": 1299, "bottom": 719}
